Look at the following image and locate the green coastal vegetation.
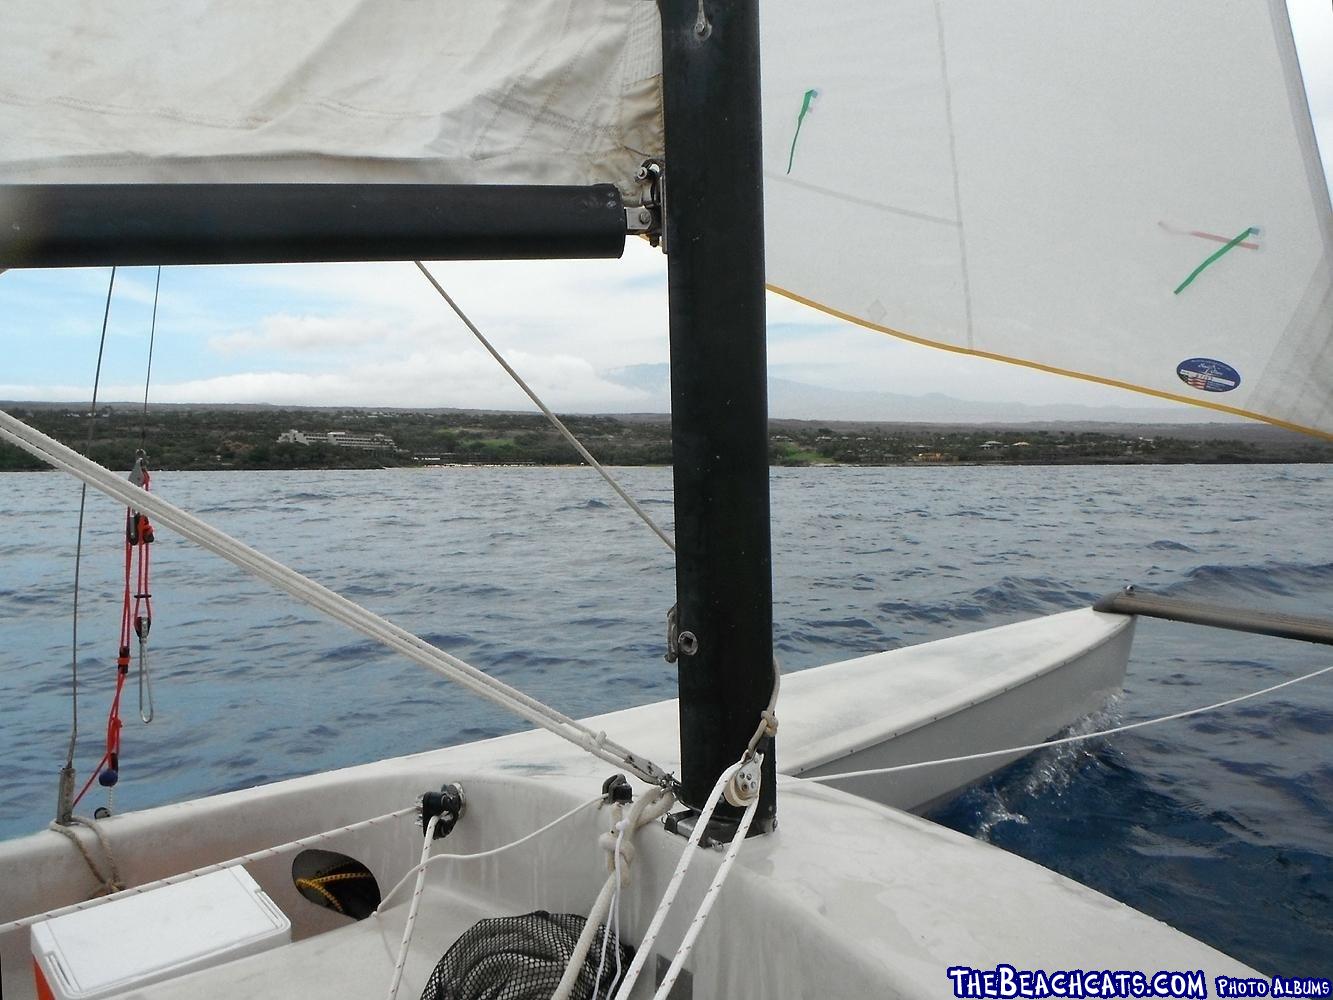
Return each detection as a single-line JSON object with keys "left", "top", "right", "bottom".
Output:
{"left": 1, "top": 404, "right": 1329, "bottom": 472}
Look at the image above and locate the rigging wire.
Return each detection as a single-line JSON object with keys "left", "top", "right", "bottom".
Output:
{"left": 0, "top": 410, "right": 673, "bottom": 787}
{"left": 139, "top": 266, "right": 161, "bottom": 446}
{"left": 62, "top": 267, "right": 163, "bottom": 815}
{"left": 413, "top": 261, "right": 676, "bottom": 554}
{"left": 808, "top": 661, "right": 1333, "bottom": 785}
{"left": 58, "top": 266, "right": 118, "bottom": 824}
{"left": 135, "top": 266, "right": 162, "bottom": 723}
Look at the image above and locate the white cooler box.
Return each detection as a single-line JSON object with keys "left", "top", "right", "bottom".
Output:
{"left": 31, "top": 866, "right": 290, "bottom": 1000}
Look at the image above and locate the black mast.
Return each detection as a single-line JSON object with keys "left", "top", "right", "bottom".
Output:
{"left": 661, "top": 0, "right": 777, "bottom": 831}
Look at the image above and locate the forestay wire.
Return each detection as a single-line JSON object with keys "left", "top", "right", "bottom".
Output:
{"left": 138, "top": 266, "right": 161, "bottom": 446}
{"left": 0, "top": 410, "right": 672, "bottom": 787}
{"left": 135, "top": 265, "right": 163, "bottom": 724}
{"left": 413, "top": 261, "right": 676, "bottom": 554}
{"left": 59, "top": 266, "right": 117, "bottom": 821}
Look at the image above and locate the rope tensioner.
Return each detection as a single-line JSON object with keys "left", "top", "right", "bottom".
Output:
{"left": 1, "top": 408, "right": 673, "bottom": 786}
{"left": 128, "top": 452, "right": 156, "bottom": 725}
{"left": 72, "top": 452, "right": 157, "bottom": 809}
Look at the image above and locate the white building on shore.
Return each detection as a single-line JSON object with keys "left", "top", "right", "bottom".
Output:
{"left": 277, "top": 429, "right": 396, "bottom": 451}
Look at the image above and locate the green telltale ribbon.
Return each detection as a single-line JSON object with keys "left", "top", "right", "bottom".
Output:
{"left": 1174, "top": 227, "right": 1258, "bottom": 295}
{"left": 786, "top": 89, "right": 819, "bottom": 176}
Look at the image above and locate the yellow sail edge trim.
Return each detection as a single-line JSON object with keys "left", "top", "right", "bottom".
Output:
{"left": 765, "top": 283, "right": 1333, "bottom": 444}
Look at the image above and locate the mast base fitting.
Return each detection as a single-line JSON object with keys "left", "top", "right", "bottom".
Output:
{"left": 664, "top": 807, "right": 773, "bottom": 846}
{"left": 420, "top": 782, "right": 466, "bottom": 839}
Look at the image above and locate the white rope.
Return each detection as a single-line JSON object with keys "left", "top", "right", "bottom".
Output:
{"left": 376, "top": 796, "right": 603, "bottom": 913}
{"left": 611, "top": 760, "right": 746, "bottom": 1000}
{"left": 3, "top": 805, "right": 418, "bottom": 935}
{"left": 413, "top": 261, "right": 676, "bottom": 554}
{"left": 610, "top": 825, "right": 625, "bottom": 994}
{"left": 374, "top": 791, "right": 668, "bottom": 1000}
{"left": 653, "top": 765, "right": 762, "bottom": 1000}
{"left": 552, "top": 788, "right": 673, "bottom": 1000}
{"left": 0, "top": 409, "right": 669, "bottom": 787}
{"left": 589, "top": 813, "right": 626, "bottom": 999}
{"left": 591, "top": 807, "right": 635, "bottom": 999}
{"left": 810, "top": 662, "right": 1333, "bottom": 785}
{"left": 385, "top": 814, "right": 441, "bottom": 1000}
{"left": 554, "top": 877, "right": 618, "bottom": 1000}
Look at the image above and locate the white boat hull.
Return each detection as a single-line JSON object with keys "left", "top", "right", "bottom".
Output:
{"left": 65, "top": 774, "right": 1251, "bottom": 1000}
{"left": 557, "top": 606, "right": 1133, "bottom": 812}
{"left": 5, "top": 609, "right": 1239, "bottom": 1000}
{"left": 785, "top": 607, "right": 1134, "bottom": 810}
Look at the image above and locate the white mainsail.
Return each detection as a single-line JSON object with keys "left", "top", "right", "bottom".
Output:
{"left": 0, "top": 0, "right": 663, "bottom": 193}
{"left": 1, "top": 0, "right": 1329, "bottom": 436}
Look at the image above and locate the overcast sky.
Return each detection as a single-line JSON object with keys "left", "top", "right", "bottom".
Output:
{"left": 2, "top": 1, "right": 1329, "bottom": 418}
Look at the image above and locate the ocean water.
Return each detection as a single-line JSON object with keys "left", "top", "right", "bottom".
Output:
{"left": 0, "top": 463, "right": 1329, "bottom": 974}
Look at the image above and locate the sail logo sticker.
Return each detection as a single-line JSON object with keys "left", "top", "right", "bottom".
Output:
{"left": 1177, "top": 358, "right": 1240, "bottom": 393}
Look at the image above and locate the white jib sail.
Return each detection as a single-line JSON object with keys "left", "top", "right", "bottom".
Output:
{"left": 760, "top": 0, "right": 1333, "bottom": 438}
{"left": 2, "top": 1, "right": 1329, "bottom": 436}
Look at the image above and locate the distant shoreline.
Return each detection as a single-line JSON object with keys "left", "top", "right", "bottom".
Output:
{"left": 10, "top": 459, "right": 1332, "bottom": 472}
{"left": 3, "top": 404, "right": 1330, "bottom": 472}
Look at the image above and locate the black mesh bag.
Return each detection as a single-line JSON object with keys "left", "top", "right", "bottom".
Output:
{"left": 420, "top": 910, "right": 634, "bottom": 1000}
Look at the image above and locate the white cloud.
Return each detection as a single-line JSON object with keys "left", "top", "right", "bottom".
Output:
{"left": 0, "top": 383, "right": 105, "bottom": 401}
{"left": 208, "top": 314, "right": 406, "bottom": 355}
{"left": 82, "top": 348, "right": 653, "bottom": 410}
{"left": 209, "top": 248, "right": 673, "bottom": 377}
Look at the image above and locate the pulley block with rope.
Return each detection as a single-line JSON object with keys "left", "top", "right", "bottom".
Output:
{"left": 127, "top": 451, "right": 156, "bottom": 725}
{"left": 57, "top": 265, "right": 165, "bottom": 825}
{"left": 72, "top": 451, "right": 158, "bottom": 810}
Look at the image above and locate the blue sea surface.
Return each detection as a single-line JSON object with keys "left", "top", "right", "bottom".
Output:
{"left": 0, "top": 464, "right": 1329, "bottom": 974}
